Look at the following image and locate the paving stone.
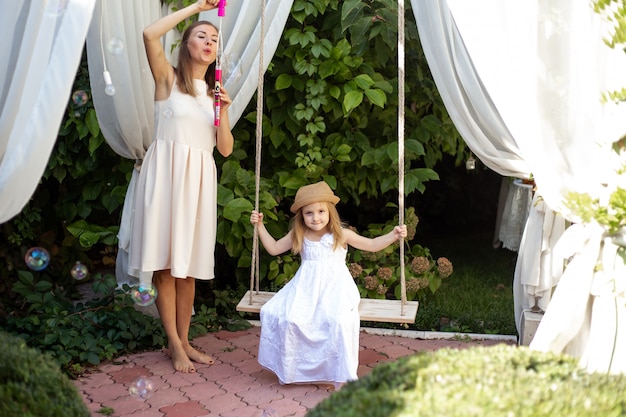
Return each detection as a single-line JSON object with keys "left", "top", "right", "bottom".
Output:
{"left": 87, "top": 380, "right": 132, "bottom": 403}
{"left": 358, "top": 332, "right": 390, "bottom": 349}
{"left": 197, "top": 392, "right": 250, "bottom": 414}
{"left": 230, "top": 356, "right": 263, "bottom": 373}
{"left": 160, "top": 400, "right": 208, "bottom": 417}
{"left": 293, "top": 387, "right": 333, "bottom": 409}
{"left": 219, "top": 406, "right": 264, "bottom": 417}
{"left": 235, "top": 383, "right": 284, "bottom": 406}
{"left": 78, "top": 325, "right": 515, "bottom": 417}
{"left": 213, "top": 346, "right": 255, "bottom": 363}
{"left": 200, "top": 362, "right": 241, "bottom": 382}
{"left": 358, "top": 347, "right": 387, "bottom": 365}
{"left": 110, "top": 366, "right": 153, "bottom": 384}
{"left": 143, "top": 386, "right": 187, "bottom": 410}
{"left": 102, "top": 395, "right": 151, "bottom": 416}
{"left": 163, "top": 371, "right": 208, "bottom": 388}
{"left": 126, "top": 409, "right": 164, "bottom": 417}
{"left": 377, "top": 342, "right": 418, "bottom": 359}
{"left": 261, "top": 397, "right": 307, "bottom": 417}
{"left": 181, "top": 380, "right": 226, "bottom": 401}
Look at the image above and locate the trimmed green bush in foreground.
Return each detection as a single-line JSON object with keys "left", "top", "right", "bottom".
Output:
{"left": 308, "top": 344, "right": 626, "bottom": 417}
{"left": 0, "top": 331, "right": 89, "bottom": 417}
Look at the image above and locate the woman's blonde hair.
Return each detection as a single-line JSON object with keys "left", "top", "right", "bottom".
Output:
{"left": 290, "top": 201, "right": 346, "bottom": 255}
{"left": 174, "top": 21, "right": 217, "bottom": 96}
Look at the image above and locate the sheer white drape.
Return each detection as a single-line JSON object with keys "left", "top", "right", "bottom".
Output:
{"left": 414, "top": 0, "right": 626, "bottom": 372}
{"left": 84, "top": 0, "right": 293, "bottom": 286}
{"left": 86, "top": 0, "right": 163, "bottom": 287}
{"left": 411, "top": 0, "right": 566, "bottom": 337}
{"left": 410, "top": 0, "right": 529, "bottom": 179}
{"left": 0, "top": 0, "right": 96, "bottom": 223}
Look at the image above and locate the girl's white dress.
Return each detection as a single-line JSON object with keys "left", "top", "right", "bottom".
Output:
{"left": 129, "top": 79, "right": 217, "bottom": 280}
{"left": 258, "top": 233, "right": 361, "bottom": 386}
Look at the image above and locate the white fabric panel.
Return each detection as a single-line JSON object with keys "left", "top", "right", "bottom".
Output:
{"left": 86, "top": 0, "right": 160, "bottom": 160}
{"left": 0, "top": 0, "right": 96, "bottom": 224}
{"left": 579, "top": 239, "right": 626, "bottom": 373}
{"left": 512, "top": 195, "right": 566, "bottom": 333}
{"left": 446, "top": 0, "right": 626, "bottom": 216}
{"left": 85, "top": 0, "right": 161, "bottom": 288}
{"left": 437, "top": 0, "right": 626, "bottom": 371}
{"left": 412, "top": 0, "right": 562, "bottom": 339}
{"left": 411, "top": 0, "right": 530, "bottom": 178}
{"left": 530, "top": 223, "right": 601, "bottom": 357}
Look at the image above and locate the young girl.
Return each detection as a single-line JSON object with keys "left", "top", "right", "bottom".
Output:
{"left": 250, "top": 181, "right": 407, "bottom": 389}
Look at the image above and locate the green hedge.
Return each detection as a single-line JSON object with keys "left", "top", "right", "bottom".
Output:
{"left": 0, "top": 331, "right": 89, "bottom": 417}
{"left": 308, "top": 344, "right": 626, "bottom": 417}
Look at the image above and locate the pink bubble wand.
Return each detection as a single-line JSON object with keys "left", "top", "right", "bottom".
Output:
{"left": 214, "top": 0, "right": 226, "bottom": 127}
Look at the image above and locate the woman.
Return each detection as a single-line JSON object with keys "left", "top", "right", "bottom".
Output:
{"left": 129, "top": 0, "right": 233, "bottom": 373}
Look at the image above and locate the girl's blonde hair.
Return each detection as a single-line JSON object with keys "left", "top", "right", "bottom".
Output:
{"left": 290, "top": 201, "right": 346, "bottom": 255}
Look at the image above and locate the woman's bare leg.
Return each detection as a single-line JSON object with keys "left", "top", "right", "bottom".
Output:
{"left": 175, "top": 277, "right": 215, "bottom": 365}
{"left": 153, "top": 270, "right": 195, "bottom": 372}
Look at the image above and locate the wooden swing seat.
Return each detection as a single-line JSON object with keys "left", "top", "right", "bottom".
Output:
{"left": 236, "top": 290, "right": 419, "bottom": 324}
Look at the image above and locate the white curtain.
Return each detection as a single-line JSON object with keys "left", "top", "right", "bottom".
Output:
{"left": 84, "top": 0, "right": 294, "bottom": 286}
{"left": 411, "top": 0, "right": 566, "bottom": 336}
{"left": 0, "top": 0, "right": 96, "bottom": 223}
{"left": 414, "top": 0, "right": 626, "bottom": 372}
{"left": 410, "top": 0, "right": 529, "bottom": 179}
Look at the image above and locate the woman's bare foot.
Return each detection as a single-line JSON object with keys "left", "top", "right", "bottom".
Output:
{"left": 184, "top": 344, "right": 215, "bottom": 365}
{"left": 162, "top": 347, "right": 195, "bottom": 372}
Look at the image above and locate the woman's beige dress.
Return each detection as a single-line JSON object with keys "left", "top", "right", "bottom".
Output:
{"left": 129, "top": 78, "right": 217, "bottom": 280}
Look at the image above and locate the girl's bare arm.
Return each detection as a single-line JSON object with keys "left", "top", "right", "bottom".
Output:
{"left": 250, "top": 211, "right": 293, "bottom": 256}
{"left": 344, "top": 225, "right": 407, "bottom": 252}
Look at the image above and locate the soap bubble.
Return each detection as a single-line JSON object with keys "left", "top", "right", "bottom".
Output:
{"left": 261, "top": 408, "right": 279, "bottom": 417}
{"left": 24, "top": 247, "right": 50, "bottom": 271}
{"left": 46, "top": 0, "right": 69, "bottom": 17}
{"left": 71, "top": 90, "right": 89, "bottom": 107}
{"left": 223, "top": 53, "right": 242, "bottom": 84}
{"left": 162, "top": 108, "right": 174, "bottom": 119}
{"left": 107, "top": 37, "right": 125, "bottom": 55}
{"left": 131, "top": 285, "right": 158, "bottom": 307}
{"left": 129, "top": 376, "right": 155, "bottom": 399}
{"left": 70, "top": 262, "right": 89, "bottom": 280}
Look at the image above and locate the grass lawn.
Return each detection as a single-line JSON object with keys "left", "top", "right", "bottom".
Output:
{"left": 411, "top": 230, "right": 518, "bottom": 335}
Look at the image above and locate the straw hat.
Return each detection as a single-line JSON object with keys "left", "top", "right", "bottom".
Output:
{"left": 290, "top": 181, "right": 340, "bottom": 213}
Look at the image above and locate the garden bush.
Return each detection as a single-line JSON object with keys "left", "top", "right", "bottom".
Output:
{"left": 0, "top": 331, "right": 90, "bottom": 417}
{"left": 308, "top": 344, "right": 626, "bottom": 417}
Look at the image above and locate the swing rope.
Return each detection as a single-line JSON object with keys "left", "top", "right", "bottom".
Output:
{"left": 249, "top": 0, "right": 267, "bottom": 304}
{"left": 398, "top": 0, "right": 407, "bottom": 315}
{"left": 246, "top": 0, "right": 410, "bottom": 318}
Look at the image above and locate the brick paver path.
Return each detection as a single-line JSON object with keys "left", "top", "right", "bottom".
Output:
{"left": 74, "top": 325, "right": 515, "bottom": 417}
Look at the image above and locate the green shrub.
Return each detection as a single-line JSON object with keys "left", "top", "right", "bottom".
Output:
{"left": 348, "top": 207, "right": 454, "bottom": 302}
{"left": 0, "top": 331, "right": 89, "bottom": 417}
{"left": 308, "top": 345, "right": 626, "bottom": 417}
